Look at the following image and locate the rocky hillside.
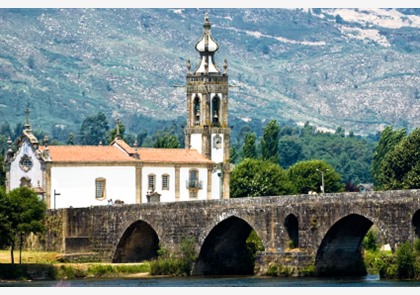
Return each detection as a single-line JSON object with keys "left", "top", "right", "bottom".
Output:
{"left": 0, "top": 8, "right": 419, "bottom": 136}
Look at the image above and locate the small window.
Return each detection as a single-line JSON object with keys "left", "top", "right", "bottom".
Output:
{"left": 148, "top": 174, "right": 156, "bottom": 191}
{"left": 19, "top": 155, "right": 33, "bottom": 172}
{"left": 20, "top": 177, "right": 32, "bottom": 188}
{"left": 95, "top": 178, "right": 106, "bottom": 200}
{"left": 162, "top": 174, "right": 169, "bottom": 190}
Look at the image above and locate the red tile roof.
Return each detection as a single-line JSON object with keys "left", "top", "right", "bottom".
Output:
{"left": 46, "top": 146, "right": 135, "bottom": 162}
{"left": 137, "top": 148, "right": 213, "bottom": 164}
{"left": 43, "top": 143, "right": 213, "bottom": 165}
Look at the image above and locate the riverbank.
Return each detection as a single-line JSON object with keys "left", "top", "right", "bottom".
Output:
{"left": 0, "top": 250, "right": 152, "bottom": 281}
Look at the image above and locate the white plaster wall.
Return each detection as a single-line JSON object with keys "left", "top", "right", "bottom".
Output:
{"left": 211, "top": 134, "right": 224, "bottom": 163}
{"left": 50, "top": 166, "right": 136, "bottom": 209}
{"left": 211, "top": 170, "right": 222, "bottom": 200}
{"left": 179, "top": 167, "right": 208, "bottom": 201}
{"left": 9, "top": 141, "right": 43, "bottom": 190}
{"left": 190, "top": 133, "right": 202, "bottom": 154}
{"left": 141, "top": 166, "right": 175, "bottom": 203}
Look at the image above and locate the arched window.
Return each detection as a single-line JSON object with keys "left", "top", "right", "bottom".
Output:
{"left": 193, "top": 95, "right": 201, "bottom": 125}
{"left": 284, "top": 214, "right": 299, "bottom": 248}
{"left": 148, "top": 174, "right": 156, "bottom": 191}
{"left": 95, "top": 177, "right": 106, "bottom": 200}
{"left": 212, "top": 95, "right": 220, "bottom": 125}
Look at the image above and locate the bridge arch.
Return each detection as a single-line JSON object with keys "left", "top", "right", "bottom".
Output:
{"left": 284, "top": 213, "right": 299, "bottom": 249}
{"left": 315, "top": 213, "right": 373, "bottom": 276}
{"left": 192, "top": 215, "right": 264, "bottom": 275}
{"left": 412, "top": 210, "right": 420, "bottom": 239}
{"left": 112, "top": 220, "right": 159, "bottom": 263}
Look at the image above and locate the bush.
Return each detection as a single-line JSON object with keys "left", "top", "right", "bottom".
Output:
{"left": 396, "top": 241, "right": 416, "bottom": 279}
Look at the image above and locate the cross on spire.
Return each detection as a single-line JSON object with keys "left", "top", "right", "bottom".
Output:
{"left": 24, "top": 107, "right": 31, "bottom": 129}
{"left": 115, "top": 118, "right": 121, "bottom": 140}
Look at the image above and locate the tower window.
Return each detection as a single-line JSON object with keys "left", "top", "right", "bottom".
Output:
{"left": 193, "top": 95, "right": 201, "bottom": 125}
{"left": 212, "top": 95, "right": 220, "bottom": 125}
{"left": 95, "top": 178, "right": 106, "bottom": 200}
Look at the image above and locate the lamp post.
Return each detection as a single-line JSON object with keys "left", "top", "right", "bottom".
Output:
{"left": 316, "top": 168, "right": 328, "bottom": 194}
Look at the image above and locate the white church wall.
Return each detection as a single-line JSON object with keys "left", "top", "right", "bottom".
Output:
{"left": 141, "top": 166, "right": 175, "bottom": 203}
{"left": 9, "top": 140, "right": 43, "bottom": 190}
{"left": 211, "top": 170, "right": 222, "bottom": 200}
{"left": 50, "top": 166, "right": 136, "bottom": 209}
{"left": 211, "top": 133, "right": 224, "bottom": 163}
{"left": 190, "top": 134, "right": 202, "bottom": 154}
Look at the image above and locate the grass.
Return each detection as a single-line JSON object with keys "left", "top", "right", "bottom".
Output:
{"left": 0, "top": 250, "right": 151, "bottom": 281}
{"left": 0, "top": 250, "right": 61, "bottom": 264}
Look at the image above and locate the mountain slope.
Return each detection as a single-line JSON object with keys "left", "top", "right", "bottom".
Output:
{"left": 0, "top": 8, "right": 418, "bottom": 135}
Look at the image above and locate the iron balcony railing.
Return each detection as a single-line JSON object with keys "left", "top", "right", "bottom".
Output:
{"left": 186, "top": 179, "right": 203, "bottom": 189}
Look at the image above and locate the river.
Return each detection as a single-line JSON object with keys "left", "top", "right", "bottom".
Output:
{"left": 2, "top": 274, "right": 420, "bottom": 287}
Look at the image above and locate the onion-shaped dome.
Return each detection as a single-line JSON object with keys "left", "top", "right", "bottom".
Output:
{"left": 195, "top": 13, "right": 219, "bottom": 53}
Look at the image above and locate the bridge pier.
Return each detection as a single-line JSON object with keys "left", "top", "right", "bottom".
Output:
{"left": 254, "top": 250, "right": 315, "bottom": 276}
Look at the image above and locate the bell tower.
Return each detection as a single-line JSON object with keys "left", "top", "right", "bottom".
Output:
{"left": 185, "top": 13, "right": 230, "bottom": 199}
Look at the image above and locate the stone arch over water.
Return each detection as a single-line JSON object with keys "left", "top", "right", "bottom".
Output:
{"left": 412, "top": 210, "right": 420, "bottom": 239}
{"left": 284, "top": 213, "right": 299, "bottom": 248}
{"left": 315, "top": 213, "right": 373, "bottom": 276}
{"left": 112, "top": 220, "right": 159, "bottom": 263}
{"left": 192, "top": 216, "right": 260, "bottom": 275}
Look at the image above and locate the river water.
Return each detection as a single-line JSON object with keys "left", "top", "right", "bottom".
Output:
{"left": 2, "top": 274, "right": 420, "bottom": 288}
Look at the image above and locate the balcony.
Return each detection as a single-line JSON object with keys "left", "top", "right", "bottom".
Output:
{"left": 186, "top": 179, "right": 203, "bottom": 189}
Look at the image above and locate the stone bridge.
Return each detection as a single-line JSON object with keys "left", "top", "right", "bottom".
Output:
{"left": 35, "top": 190, "right": 420, "bottom": 276}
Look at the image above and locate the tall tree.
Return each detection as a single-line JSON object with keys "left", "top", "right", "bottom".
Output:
{"left": 287, "top": 160, "right": 344, "bottom": 194}
{"left": 379, "top": 128, "right": 420, "bottom": 190}
{"left": 261, "top": 119, "right": 280, "bottom": 164}
{"left": 79, "top": 111, "right": 110, "bottom": 145}
{"left": 242, "top": 132, "right": 257, "bottom": 159}
{"left": 230, "top": 158, "right": 294, "bottom": 198}
{"left": 372, "top": 126, "right": 406, "bottom": 188}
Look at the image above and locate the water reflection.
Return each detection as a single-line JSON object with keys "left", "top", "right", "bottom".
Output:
{"left": 2, "top": 274, "right": 420, "bottom": 287}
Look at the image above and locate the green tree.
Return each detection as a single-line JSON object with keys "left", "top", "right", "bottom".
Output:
{"left": 287, "top": 160, "right": 344, "bottom": 194}
{"left": 230, "top": 158, "right": 294, "bottom": 198}
{"left": 379, "top": 128, "right": 420, "bottom": 190}
{"left": 242, "top": 132, "right": 257, "bottom": 159}
{"left": 153, "top": 133, "right": 180, "bottom": 148}
{"left": 278, "top": 136, "right": 303, "bottom": 168}
{"left": 372, "top": 126, "right": 406, "bottom": 188}
{"left": 7, "top": 187, "right": 47, "bottom": 264}
{"left": 79, "top": 111, "right": 110, "bottom": 145}
{"left": 261, "top": 119, "right": 280, "bottom": 164}
{"left": 0, "top": 188, "right": 13, "bottom": 249}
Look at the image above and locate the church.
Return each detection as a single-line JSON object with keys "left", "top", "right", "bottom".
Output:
{"left": 4, "top": 13, "right": 231, "bottom": 209}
